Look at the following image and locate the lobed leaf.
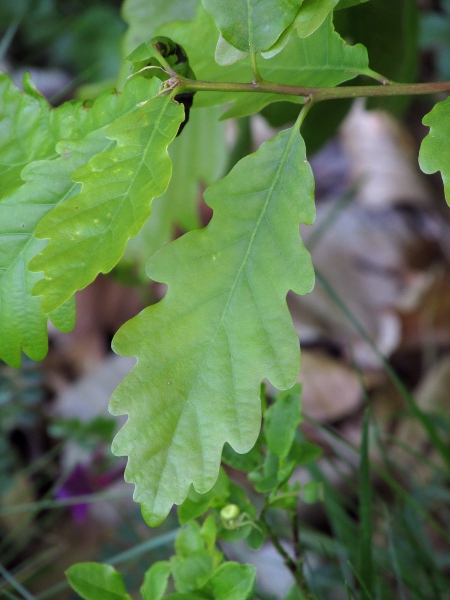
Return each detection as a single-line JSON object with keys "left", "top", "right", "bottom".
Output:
{"left": 419, "top": 97, "right": 450, "bottom": 203}
{"left": 30, "top": 84, "right": 184, "bottom": 313}
{"left": 0, "top": 76, "right": 153, "bottom": 366}
{"left": 110, "top": 125, "right": 315, "bottom": 526}
{"left": 201, "top": 0, "right": 302, "bottom": 53}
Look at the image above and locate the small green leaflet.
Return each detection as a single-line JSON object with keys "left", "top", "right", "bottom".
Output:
{"left": 0, "top": 76, "right": 154, "bottom": 366}
{"left": 419, "top": 97, "right": 450, "bottom": 203}
{"left": 66, "top": 563, "right": 132, "bottom": 600}
{"left": 30, "top": 84, "right": 184, "bottom": 313}
{"left": 201, "top": 0, "right": 302, "bottom": 53}
{"left": 110, "top": 124, "right": 315, "bottom": 526}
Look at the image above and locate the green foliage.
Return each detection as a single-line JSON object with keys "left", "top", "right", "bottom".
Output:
{"left": 2, "top": 0, "right": 450, "bottom": 597}
{"left": 110, "top": 124, "right": 315, "bottom": 526}
{"left": 419, "top": 97, "right": 450, "bottom": 202}
{"left": 30, "top": 82, "right": 183, "bottom": 313}
{"left": 66, "top": 562, "right": 132, "bottom": 600}
{"left": 201, "top": 0, "right": 302, "bottom": 53}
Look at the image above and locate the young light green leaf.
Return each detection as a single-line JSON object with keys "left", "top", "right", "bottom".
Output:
{"left": 215, "top": 34, "right": 248, "bottom": 66}
{"left": 30, "top": 87, "right": 184, "bottom": 313}
{"left": 0, "top": 76, "right": 152, "bottom": 366}
{"left": 110, "top": 125, "right": 315, "bottom": 526}
{"left": 419, "top": 97, "right": 450, "bottom": 202}
{"left": 265, "top": 385, "right": 302, "bottom": 460}
{"left": 201, "top": 0, "right": 302, "bottom": 53}
{"left": 140, "top": 561, "right": 171, "bottom": 600}
{"left": 205, "top": 562, "right": 256, "bottom": 600}
{"left": 66, "top": 563, "right": 132, "bottom": 600}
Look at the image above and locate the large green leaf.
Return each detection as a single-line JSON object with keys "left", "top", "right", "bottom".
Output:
{"left": 123, "top": 105, "right": 227, "bottom": 278}
{"left": 201, "top": 0, "right": 302, "bottom": 53}
{"left": 110, "top": 125, "right": 315, "bottom": 526}
{"left": 419, "top": 98, "right": 450, "bottom": 202}
{"left": 30, "top": 84, "right": 184, "bottom": 313}
{"left": 0, "top": 76, "right": 154, "bottom": 366}
{"left": 66, "top": 563, "right": 132, "bottom": 600}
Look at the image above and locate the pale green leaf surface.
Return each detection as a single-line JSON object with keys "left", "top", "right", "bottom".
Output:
{"left": 215, "top": 34, "right": 248, "bottom": 66}
{"left": 201, "top": 0, "right": 302, "bottom": 53}
{"left": 30, "top": 84, "right": 184, "bottom": 313}
{"left": 124, "top": 105, "right": 227, "bottom": 278}
{"left": 110, "top": 126, "right": 315, "bottom": 526}
{"left": 419, "top": 97, "right": 450, "bottom": 203}
{"left": 0, "top": 77, "right": 152, "bottom": 366}
{"left": 140, "top": 561, "right": 171, "bottom": 600}
{"left": 66, "top": 563, "right": 132, "bottom": 600}
{"left": 206, "top": 562, "right": 256, "bottom": 600}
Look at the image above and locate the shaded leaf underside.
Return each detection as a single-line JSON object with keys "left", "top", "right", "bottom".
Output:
{"left": 110, "top": 125, "right": 315, "bottom": 526}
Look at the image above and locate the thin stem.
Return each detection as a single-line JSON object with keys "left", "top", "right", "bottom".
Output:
{"left": 260, "top": 511, "right": 315, "bottom": 599}
{"left": 178, "top": 76, "right": 450, "bottom": 102}
{"left": 250, "top": 52, "right": 262, "bottom": 83}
